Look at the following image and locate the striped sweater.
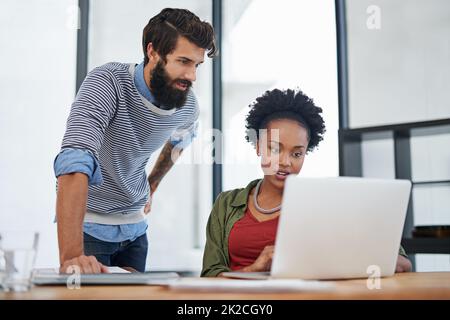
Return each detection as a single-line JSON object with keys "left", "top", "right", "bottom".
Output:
{"left": 55, "top": 62, "right": 199, "bottom": 224}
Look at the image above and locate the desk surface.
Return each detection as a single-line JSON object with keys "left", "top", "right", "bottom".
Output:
{"left": 2, "top": 272, "right": 450, "bottom": 300}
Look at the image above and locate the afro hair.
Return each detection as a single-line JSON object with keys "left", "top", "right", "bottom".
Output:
{"left": 245, "top": 88, "right": 325, "bottom": 153}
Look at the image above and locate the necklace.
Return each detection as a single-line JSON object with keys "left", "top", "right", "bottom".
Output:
{"left": 253, "top": 179, "right": 281, "bottom": 214}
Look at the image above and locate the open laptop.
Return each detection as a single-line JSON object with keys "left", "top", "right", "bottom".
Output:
{"left": 223, "top": 177, "right": 411, "bottom": 280}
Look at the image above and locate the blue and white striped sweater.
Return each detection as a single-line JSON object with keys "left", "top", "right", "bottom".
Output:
{"left": 54, "top": 62, "right": 199, "bottom": 242}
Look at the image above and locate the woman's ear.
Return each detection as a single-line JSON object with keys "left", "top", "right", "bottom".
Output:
{"left": 256, "top": 140, "right": 261, "bottom": 156}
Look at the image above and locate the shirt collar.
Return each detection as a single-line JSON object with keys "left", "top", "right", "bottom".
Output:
{"left": 134, "top": 62, "right": 158, "bottom": 105}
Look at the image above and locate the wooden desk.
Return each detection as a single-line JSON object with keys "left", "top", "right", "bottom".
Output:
{"left": 1, "top": 272, "right": 449, "bottom": 300}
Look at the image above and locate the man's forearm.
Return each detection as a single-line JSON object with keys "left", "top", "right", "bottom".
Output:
{"left": 148, "top": 142, "right": 182, "bottom": 191}
{"left": 56, "top": 173, "right": 89, "bottom": 264}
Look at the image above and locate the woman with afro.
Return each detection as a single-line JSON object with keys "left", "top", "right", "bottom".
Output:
{"left": 201, "top": 88, "right": 411, "bottom": 277}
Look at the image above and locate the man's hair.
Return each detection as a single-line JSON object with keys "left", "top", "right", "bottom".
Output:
{"left": 142, "top": 8, "right": 217, "bottom": 65}
{"left": 245, "top": 89, "right": 326, "bottom": 153}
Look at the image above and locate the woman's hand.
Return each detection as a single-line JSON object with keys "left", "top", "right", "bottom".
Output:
{"left": 241, "top": 245, "right": 274, "bottom": 272}
{"left": 395, "top": 254, "right": 412, "bottom": 273}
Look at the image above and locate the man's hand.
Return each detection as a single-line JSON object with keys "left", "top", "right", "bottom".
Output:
{"left": 60, "top": 255, "right": 109, "bottom": 274}
{"left": 395, "top": 254, "right": 412, "bottom": 273}
{"left": 241, "top": 245, "right": 274, "bottom": 272}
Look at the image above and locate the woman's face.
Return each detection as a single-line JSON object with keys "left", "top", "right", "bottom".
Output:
{"left": 257, "top": 118, "right": 309, "bottom": 191}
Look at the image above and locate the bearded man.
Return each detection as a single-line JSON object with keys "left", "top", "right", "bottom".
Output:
{"left": 54, "top": 8, "right": 216, "bottom": 273}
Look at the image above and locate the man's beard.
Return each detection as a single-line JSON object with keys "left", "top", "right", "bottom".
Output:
{"left": 149, "top": 61, "right": 192, "bottom": 110}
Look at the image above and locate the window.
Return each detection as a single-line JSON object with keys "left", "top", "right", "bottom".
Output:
{"left": 221, "top": 0, "right": 339, "bottom": 192}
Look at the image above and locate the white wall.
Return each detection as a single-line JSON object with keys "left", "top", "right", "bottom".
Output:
{"left": 0, "top": 0, "right": 78, "bottom": 267}
{"left": 347, "top": 0, "right": 450, "bottom": 127}
{"left": 347, "top": 0, "right": 450, "bottom": 271}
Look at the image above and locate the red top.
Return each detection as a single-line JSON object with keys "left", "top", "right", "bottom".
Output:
{"left": 228, "top": 207, "right": 279, "bottom": 271}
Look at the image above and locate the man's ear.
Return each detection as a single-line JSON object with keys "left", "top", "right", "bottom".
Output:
{"left": 146, "top": 43, "right": 159, "bottom": 63}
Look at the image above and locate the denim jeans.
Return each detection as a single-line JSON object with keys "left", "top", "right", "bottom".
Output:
{"left": 83, "top": 232, "right": 148, "bottom": 272}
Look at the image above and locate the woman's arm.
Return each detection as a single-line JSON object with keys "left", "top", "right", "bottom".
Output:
{"left": 201, "top": 194, "right": 232, "bottom": 277}
{"left": 395, "top": 254, "right": 412, "bottom": 272}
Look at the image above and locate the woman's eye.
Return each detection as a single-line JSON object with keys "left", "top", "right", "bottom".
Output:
{"left": 293, "top": 152, "right": 303, "bottom": 158}
{"left": 270, "top": 148, "right": 280, "bottom": 154}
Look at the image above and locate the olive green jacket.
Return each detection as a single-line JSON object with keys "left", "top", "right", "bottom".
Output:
{"left": 201, "top": 179, "right": 408, "bottom": 277}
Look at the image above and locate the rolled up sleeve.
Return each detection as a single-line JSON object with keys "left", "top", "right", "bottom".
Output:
{"left": 169, "top": 98, "right": 199, "bottom": 150}
{"left": 169, "top": 119, "right": 198, "bottom": 150}
{"left": 53, "top": 148, "right": 103, "bottom": 186}
{"left": 399, "top": 245, "right": 408, "bottom": 258}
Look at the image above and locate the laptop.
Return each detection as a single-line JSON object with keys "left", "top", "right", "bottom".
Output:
{"left": 223, "top": 177, "right": 411, "bottom": 280}
{"left": 32, "top": 267, "right": 179, "bottom": 285}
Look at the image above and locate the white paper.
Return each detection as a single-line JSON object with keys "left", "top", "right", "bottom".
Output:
{"left": 169, "top": 278, "right": 335, "bottom": 292}
{"left": 107, "top": 266, "right": 131, "bottom": 273}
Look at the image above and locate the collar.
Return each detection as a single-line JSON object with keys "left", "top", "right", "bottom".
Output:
{"left": 134, "top": 62, "right": 157, "bottom": 105}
